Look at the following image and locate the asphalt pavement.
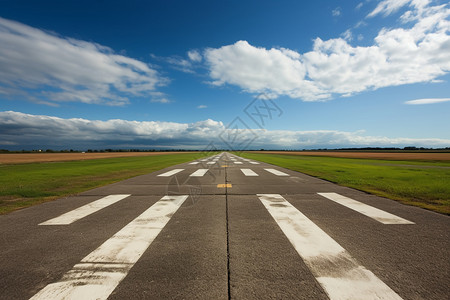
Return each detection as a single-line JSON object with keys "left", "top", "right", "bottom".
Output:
{"left": 0, "top": 152, "right": 448, "bottom": 299}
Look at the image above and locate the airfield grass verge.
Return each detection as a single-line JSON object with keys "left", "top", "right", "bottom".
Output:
{"left": 239, "top": 152, "right": 450, "bottom": 215}
{"left": 0, "top": 153, "right": 211, "bottom": 214}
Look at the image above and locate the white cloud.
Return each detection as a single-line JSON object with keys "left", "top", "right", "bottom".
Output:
{"left": 404, "top": 98, "right": 450, "bottom": 104}
{"left": 332, "top": 7, "right": 342, "bottom": 17}
{"left": 197, "top": 105, "right": 207, "bottom": 109}
{"left": 151, "top": 98, "right": 172, "bottom": 104}
{"left": 205, "top": 41, "right": 328, "bottom": 101}
{"left": 165, "top": 54, "right": 202, "bottom": 73}
{"left": 368, "top": 0, "right": 412, "bottom": 17}
{"left": 0, "top": 17, "right": 167, "bottom": 106}
{"left": 342, "top": 29, "right": 353, "bottom": 41}
{"left": 1, "top": 111, "right": 449, "bottom": 149}
{"left": 356, "top": 2, "right": 364, "bottom": 10}
{"left": 204, "top": 1, "right": 450, "bottom": 101}
{"left": 158, "top": 50, "right": 203, "bottom": 74}
{"left": 188, "top": 50, "right": 202, "bottom": 62}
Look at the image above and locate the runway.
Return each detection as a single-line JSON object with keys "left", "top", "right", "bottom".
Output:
{"left": 0, "top": 152, "right": 448, "bottom": 299}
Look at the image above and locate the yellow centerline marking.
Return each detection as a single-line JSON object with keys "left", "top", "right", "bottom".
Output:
{"left": 217, "top": 184, "right": 232, "bottom": 188}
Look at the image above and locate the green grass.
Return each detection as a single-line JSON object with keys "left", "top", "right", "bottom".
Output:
{"left": 238, "top": 152, "right": 450, "bottom": 215}
{"left": 0, "top": 153, "right": 212, "bottom": 214}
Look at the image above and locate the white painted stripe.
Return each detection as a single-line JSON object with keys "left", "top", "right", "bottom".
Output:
{"left": 189, "top": 161, "right": 200, "bottom": 165}
{"left": 206, "top": 161, "right": 216, "bottom": 165}
{"left": 39, "top": 195, "right": 131, "bottom": 225}
{"left": 200, "top": 159, "right": 208, "bottom": 161}
{"left": 317, "top": 193, "right": 414, "bottom": 225}
{"left": 249, "top": 161, "right": 260, "bottom": 164}
{"left": 234, "top": 161, "right": 243, "bottom": 164}
{"left": 241, "top": 169, "right": 258, "bottom": 176}
{"left": 264, "top": 168, "right": 289, "bottom": 176}
{"left": 157, "top": 169, "right": 184, "bottom": 177}
{"left": 257, "top": 194, "right": 403, "bottom": 300}
{"left": 190, "top": 169, "right": 208, "bottom": 177}
{"left": 31, "top": 195, "right": 188, "bottom": 300}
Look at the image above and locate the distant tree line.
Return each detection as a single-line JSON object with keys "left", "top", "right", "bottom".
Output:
{"left": 254, "top": 147, "right": 450, "bottom": 152}
{"left": 1, "top": 146, "right": 449, "bottom": 154}
{"left": 0, "top": 149, "right": 201, "bottom": 153}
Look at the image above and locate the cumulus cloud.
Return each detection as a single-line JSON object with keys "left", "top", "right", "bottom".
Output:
{"left": 0, "top": 17, "right": 167, "bottom": 106}
{"left": 404, "top": 98, "right": 450, "bottom": 104}
{"left": 1, "top": 111, "right": 449, "bottom": 149}
{"left": 205, "top": 41, "right": 327, "bottom": 101}
{"left": 204, "top": 1, "right": 450, "bottom": 101}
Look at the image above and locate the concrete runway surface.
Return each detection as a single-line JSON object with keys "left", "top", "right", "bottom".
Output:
{"left": 0, "top": 152, "right": 449, "bottom": 299}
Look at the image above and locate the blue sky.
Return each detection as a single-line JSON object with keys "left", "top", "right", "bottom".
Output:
{"left": 0, "top": 0, "right": 449, "bottom": 150}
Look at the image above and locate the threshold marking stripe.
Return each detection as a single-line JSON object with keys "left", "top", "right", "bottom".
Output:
{"left": 264, "top": 168, "right": 289, "bottom": 176}
{"left": 39, "top": 195, "right": 131, "bottom": 225}
{"left": 241, "top": 169, "right": 258, "bottom": 176}
{"left": 31, "top": 195, "right": 188, "bottom": 300}
{"left": 257, "top": 194, "right": 403, "bottom": 300}
{"left": 318, "top": 193, "right": 414, "bottom": 225}
{"left": 249, "top": 161, "right": 260, "bottom": 164}
{"left": 234, "top": 161, "right": 243, "bottom": 164}
{"left": 189, "top": 162, "right": 200, "bottom": 165}
{"left": 190, "top": 169, "right": 208, "bottom": 177}
{"left": 206, "top": 161, "right": 216, "bottom": 165}
{"left": 157, "top": 169, "right": 184, "bottom": 177}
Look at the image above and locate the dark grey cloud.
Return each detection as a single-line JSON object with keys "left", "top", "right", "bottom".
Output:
{"left": 1, "top": 111, "right": 449, "bottom": 150}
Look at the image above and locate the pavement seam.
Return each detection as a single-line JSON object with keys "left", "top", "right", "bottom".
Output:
{"left": 225, "top": 159, "right": 231, "bottom": 300}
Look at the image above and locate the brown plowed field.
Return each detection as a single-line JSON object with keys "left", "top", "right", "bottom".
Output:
{"left": 0, "top": 152, "right": 189, "bottom": 164}
{"left": 250, "top": 151, "right": 450, "bottom": 160}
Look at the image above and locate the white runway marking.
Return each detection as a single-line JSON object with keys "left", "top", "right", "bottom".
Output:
{"left": 207, "top": 161, "right": 216, "bottom": 165}
{"left": 189, "top": 162, "right": 200, "bottom": 165}
{"left": 241, "top": 169, "right": 258, "bottom": 176}
{"left": 258, "top": 194, "right": 403, "bottom": 300}
{"left": 234, "top": 161, "right": 243, "bottom": 164}
{"left": 190, "top": 169, "right": 208, "bottom": 177}
{"left": 39, "top": 195, "right": 131, "bottom": 225}
{"left": 31, "top": 195, "right": 188, "bottom": 300}
{"left": 157, "top": 169, "right": 184, "bottom": 177}
{"left": 317, "top": 193, "right": 415, "bottom": 225}
{"left": 264, "top": 168, "right": 289, "bottom": 176}
{"left": 249, "top": 161, "right": 260, "bottom": 164}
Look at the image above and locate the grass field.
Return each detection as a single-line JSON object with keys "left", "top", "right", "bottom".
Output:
{"left": 0, "top": 151, "right": 190, "bottom": 164}
{"left": 0, "top": 152, "right": 210, "bottom": 214}
{"left": 239, "top": 152, "right": 450, "bottom": 215}
{"left": 251, "top": 151, "right": 450, "bottom": 160}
